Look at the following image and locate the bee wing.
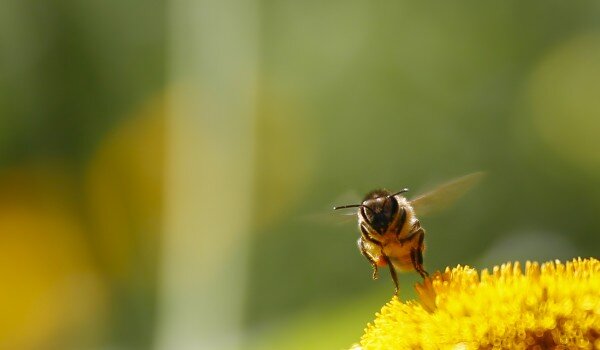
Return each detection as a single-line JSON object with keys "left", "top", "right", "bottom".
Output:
{"left": 301, "top": 210, "right": 357, "bottom": 226}
{"left": 300, "top": 190, "right": 361, "bottom": 226}
{"left": 409, "top": 171, "right": 485, "bottom": 216}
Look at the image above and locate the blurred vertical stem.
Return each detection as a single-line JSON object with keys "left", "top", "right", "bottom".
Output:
{"left": 156, "top": 1, "right": 258, "bottom": 349}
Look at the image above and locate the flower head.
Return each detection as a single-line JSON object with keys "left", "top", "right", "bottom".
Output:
{"left": 358, "top": 258, "right": 599, "bottom": 350}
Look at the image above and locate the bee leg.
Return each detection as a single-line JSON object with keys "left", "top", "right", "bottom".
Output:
{"left": 383, "top": 255, "right": 400, "bottom": 296}
{"left": 358, "top": 238, "right": 379, "bottom": 279}
{"left": 411, "top": 249, "right": 429, "bottom": 278}
{"left": 395, "top": 208, "right": 407, "bottom": 238}
{"left": 410, "top": 228, "right": 429, "bottom": 278}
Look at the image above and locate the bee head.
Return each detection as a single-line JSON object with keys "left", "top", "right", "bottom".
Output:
{"left": 333, "top": 188, "right": 408, "bottom": 233}
{"left": 360, "top": 189, "right": 402, "bottom": 233}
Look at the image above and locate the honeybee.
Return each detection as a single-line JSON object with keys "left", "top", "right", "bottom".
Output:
{"left": 333, "top": 172, "right": 483, "bottom": 295}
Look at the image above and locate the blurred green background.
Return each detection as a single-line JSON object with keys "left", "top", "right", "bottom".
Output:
{"left": 1, "top": 1, "right": 600, "bottom": 349}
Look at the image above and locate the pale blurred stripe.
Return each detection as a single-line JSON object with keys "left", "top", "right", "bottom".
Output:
{"left": 156, "top": 1, "right": 258, "bottom": 349}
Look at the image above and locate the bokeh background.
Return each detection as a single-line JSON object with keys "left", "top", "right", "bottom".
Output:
{"left": 1, "top": 1, "right": 600, "bottom": 349}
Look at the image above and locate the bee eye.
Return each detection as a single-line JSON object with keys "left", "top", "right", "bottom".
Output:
{"left": 361, "top": 206, "right": 375, "bottom": 222}
{"left": 383, "top": 197, "right": 398, "bottom": 217}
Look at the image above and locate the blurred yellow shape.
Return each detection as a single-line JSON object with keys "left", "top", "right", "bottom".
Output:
{"left": 86, "top": 94, "right": 165, "bottom": 279}
{"left": 254, "top": 91, "right": 316, "bottom": 228}
{"left": 528, "top": 33, "right": 600, "bottom": 173}
{"left": 358, "top": 258, "right": 599, "bottom": 350}
{"left": 0, "top": 165, "right": 105, "bottom": 349}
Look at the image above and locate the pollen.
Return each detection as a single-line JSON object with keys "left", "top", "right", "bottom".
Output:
{"left": 357, "top": 257, "right": 600, "bottom": 350}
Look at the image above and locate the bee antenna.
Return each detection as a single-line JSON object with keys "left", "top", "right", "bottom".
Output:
{"left": 388, "top": 188, "right": 409, "bottom": 198}
{"left": 333, "top": 204, "right": 360, "bottom": 210}
{"left": 333, "top": 204, "right": 375, "bottom": 215}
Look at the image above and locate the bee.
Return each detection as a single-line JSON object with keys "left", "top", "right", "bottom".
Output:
{"left": 333, "top": 172, "right": 483, "bottom": 295}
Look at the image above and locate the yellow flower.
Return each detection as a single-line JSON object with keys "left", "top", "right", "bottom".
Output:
{"left": 356, "top": 258, "right": 599, "bottom": 350}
